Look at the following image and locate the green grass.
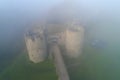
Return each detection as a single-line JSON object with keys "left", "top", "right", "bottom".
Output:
{"left": 0, "top": 52, "right": 58, "bottom": 80}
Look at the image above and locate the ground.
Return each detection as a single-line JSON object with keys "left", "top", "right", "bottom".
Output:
{"left": 0, "top": 51, "right": 58, "bottom": 80}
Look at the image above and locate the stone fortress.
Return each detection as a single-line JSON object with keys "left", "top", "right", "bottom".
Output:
{"left": 25, "top": 21, "right": 84, "bottom": 63}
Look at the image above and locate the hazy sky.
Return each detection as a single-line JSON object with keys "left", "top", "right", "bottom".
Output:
{"left": 0, "top": 0, "right": 63, "bottom": 18}
{"left": 0, "top": 0, "right": 120, "bottom": 22}
{"left": 0, "top": 0, "right": 120, "bottom": 31}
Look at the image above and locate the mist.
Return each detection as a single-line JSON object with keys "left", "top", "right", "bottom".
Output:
{"left": 0, "top": 0, "right": 120, "bottom": 79}
{"left": 0, "top": 0, "right": 120, "bottom": 41}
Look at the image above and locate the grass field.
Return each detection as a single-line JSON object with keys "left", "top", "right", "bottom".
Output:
{"left": 0, "top": 51, "right": 58, "bottom": 80}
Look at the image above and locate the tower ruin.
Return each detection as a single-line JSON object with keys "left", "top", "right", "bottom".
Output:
{"left": 25, "top": 26, "right": 47, "bottom": 63}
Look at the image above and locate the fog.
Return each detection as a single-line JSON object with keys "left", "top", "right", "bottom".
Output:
{"left": 0, "top": 0, "right": 120, "bottom": 78}
{"left": 0, "top": 0, "right": 120, "bottom": 40}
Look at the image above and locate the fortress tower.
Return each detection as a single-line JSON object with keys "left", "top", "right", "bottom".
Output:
{"left": 25, "top": 26, "right": 47, "bottom": 63}
{"left": 65, "top": 22, "right": 84, "bottom": 58}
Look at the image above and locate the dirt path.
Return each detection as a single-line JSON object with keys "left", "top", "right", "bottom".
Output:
{"left": 51, "top": 43, "right": 70, "bottom": 80}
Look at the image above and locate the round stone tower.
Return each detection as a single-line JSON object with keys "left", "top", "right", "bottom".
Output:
{"left": 65, "top": 21, "right": 84, "bottom": 58}
{"left": 25, "top": 26, "right": 47, "bottom": 63}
